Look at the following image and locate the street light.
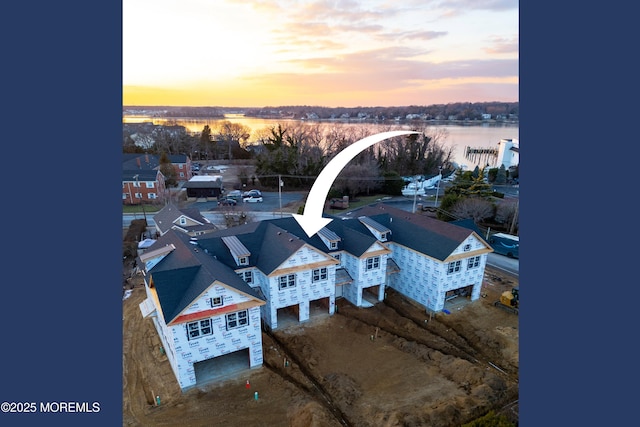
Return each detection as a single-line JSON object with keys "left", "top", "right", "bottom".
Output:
{"left": 434, "top": 166, "right": 443, "bottom": 209}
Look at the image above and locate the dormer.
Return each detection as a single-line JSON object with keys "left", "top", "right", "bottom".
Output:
{"left": 138, "top": 243, "right": 176, "bottom": 271}
{"left": 221, "top": 235, "right": 251, "bottom": 266}
{"left": 358, "top": 216, "right": 391, "bottom": 242}
{"left": 317, "top": 227, "right": 341, "bottom": 251}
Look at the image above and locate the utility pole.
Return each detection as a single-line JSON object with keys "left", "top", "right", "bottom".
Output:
{"left": 412, "top": 176, "right": 418, "bottom": 213}
{"left": 127, "top": 181, "right": 137, "bottom": 219}
{"left": 509, "top": 200, "right": 519, "bottom": 235}
{"left": 278, "top": 175, "right": 283, "bottom": 217}
{"left": 134, "top": 174, "right": 148, "bottom": 225}
{"left": 434, "top": 166, "right": 442, "bottom": 209}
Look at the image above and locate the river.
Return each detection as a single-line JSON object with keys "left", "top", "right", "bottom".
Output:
{"left": 123, "top": 114, "right": 518, "bottom": 170}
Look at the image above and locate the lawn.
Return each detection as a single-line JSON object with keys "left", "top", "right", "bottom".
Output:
{"left": 123, "top": 204, "right": 162, "bottom": 214}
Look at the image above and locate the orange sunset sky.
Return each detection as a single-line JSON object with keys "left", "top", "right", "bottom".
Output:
{"left": 123, "top": 0, "right": 518, "bottom": 108}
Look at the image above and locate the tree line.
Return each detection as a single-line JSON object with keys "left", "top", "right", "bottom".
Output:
{"left": 123, "top": 101, "right": 519, "bottom": 122}
{"left": 123, "top": 120, "right": 518, "bottom": 233}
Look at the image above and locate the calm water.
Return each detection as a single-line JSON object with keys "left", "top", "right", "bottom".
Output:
{"left": 123, "top": 114, "right": 518, "bottom": 170}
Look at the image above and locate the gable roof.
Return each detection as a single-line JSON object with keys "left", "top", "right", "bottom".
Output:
{"left": 146, "top": 230, "right": 264, "bottom": 324}
{"left": 122, "top": 169, "right": 161, "bottom": 182}
{"left": 343, "top": 204, "right": 480, "bottom": 261}
{"left": 153, "top": 202, "right": 215, "bottom": 235}
{"left": 122, "top": 153, "right": 189, "bottom": 171}
{"left": 450, "top": 218, "right": 486, "bottom": 239}
{"left": 195, "top": 218, "right": 343, "bottom": 274}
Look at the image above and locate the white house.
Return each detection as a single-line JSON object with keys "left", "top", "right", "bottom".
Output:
{"left": 153, "top": 202, "right": 218, "bottom": 237}
{"left": 496, "top": 138, "right": 519, "bottom": 169}
{"left": 137, "top": 203, "right": 493, "bottom": 389}
{"left": 138, "top": 230, "right": 266, "bottom": 390}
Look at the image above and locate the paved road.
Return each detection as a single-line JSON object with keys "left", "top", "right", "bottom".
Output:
{"left": 189, "top": 191, "right": 306, "bottom": 213}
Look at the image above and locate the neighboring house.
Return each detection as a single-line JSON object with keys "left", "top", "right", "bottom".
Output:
{"left": 138, "top": 203, "right": 493, "bottom": 389}
{"left": 496, "top": 138, "right": 519, "bottom": 169}
{"left": 138, "top": 230, "right": 266, "bottom": 391}
{"left": 122, "top": 154, "right": 193, "bottom": 205}
{"left": 122, "top": 170, "right": 166, "bottom": 205}
{"left": 153, "top": 202, "right": 218, "bottom": 237}
{"left": 182, "top": 175, "right": 224, "bottom": 200}
{"left": 167, "top": 154, "right": 193, "bottom": 182}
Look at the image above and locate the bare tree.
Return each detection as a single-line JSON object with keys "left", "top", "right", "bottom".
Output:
{"left": 495, "top": 200, "right": 518, "bottom": 227}
{"left": 215, "top": 121, "right": 251, "bottom": 160}
{"left": 451, "top": 197, "right": 494, "bottom": 223}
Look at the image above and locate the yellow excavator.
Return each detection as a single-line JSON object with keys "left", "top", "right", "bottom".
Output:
{"left": 494, "top": 287, "right": 519, "bottom": 315}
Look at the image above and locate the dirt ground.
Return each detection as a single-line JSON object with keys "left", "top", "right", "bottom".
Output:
{"left": 122, "top": 264, "right": 519, "bottom": 427}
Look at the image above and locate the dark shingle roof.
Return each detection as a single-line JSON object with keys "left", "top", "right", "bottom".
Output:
{"left": 122, "top": 153, "right": 189, "bottom": 170}
{"left": 345, "top": 204, "right": 475, "bottom": 261}
{"left": 122, "top": 169, "right": 161, "bottom": 182}
{"left": 450, "top": 218, "right": 485, "bottom": 239}
{"left": 195, "top": 218, "right": 340, "bottom": 274}
{"left": 182, "top": 178, "right": 223, "bottom": 189}
{"left": 147, "top": 230, "right": 264, "bottom": 324}
{"left": 153, "top": 203, "right": 213, "bottom": 234}
{"left": 144, "top": 203, "right": 483, "bottom": 324}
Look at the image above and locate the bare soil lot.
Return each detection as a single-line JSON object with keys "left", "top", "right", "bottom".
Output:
{"left": 123, "top": 266, "right": 519, "bottom": 426}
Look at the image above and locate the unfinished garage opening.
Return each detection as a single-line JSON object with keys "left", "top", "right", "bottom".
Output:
{"left": 362, "top": 285, "right": 381, "bottom": 306}
{"left": 276, "top": 304, "right": 299, "bottom": 329}
{"left": 309, "top": 297, "right": 330, "bottom": 320}
{"left": 444, "top": 285, "right": 474, "bottom": 311}
{"left": 193, "top": 348, "right": 251, "bottom": 386}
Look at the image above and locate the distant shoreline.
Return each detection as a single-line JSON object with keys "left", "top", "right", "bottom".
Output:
{"left": 123, "top": 115, "right": 519, "bottom": 127}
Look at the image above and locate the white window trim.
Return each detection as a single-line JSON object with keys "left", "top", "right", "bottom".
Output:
{"left": 312, "top": 267, "right": 328, "bottom": 282}
{"left": 186, "top": 319, "right": 212, "bottom": 340}
{"left": 278, "top": 274, "right": 296, "bottom": 290}
{"left": 467, "top": 256, "right": 480, "bottom": 269}
{"left": 238, "top": 270, "right": 253, "bottom": 284}
{"left": 366, "top": 256, "right": 380, "bottom": 270}
{"left": 225, "top": 310, "right": 249, "bottom": 330}
{"left": 447, "top": 260, "right": 462, "bottom": 274}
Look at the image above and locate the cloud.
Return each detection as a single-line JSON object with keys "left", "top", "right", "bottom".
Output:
{"left": 432, "top": 0, "right": 517, "bottom": 12}
{"left": 484, "top": 36, "right": 519, "bottom": 54}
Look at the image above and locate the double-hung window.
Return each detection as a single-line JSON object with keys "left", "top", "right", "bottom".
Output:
{"left": 366, "top": 256, "right": 380, "bottom": 270}
{"left": 447, "top": 260, "right": 462, "bottom": 274}
{"left": 187, "top": 319, "right": 212, "bottom": 340}
{"left": 226, "top": 310, "right": 249, "bottom": 330}
{"left": 312, "top": 267, "right": 327, "bottom": 282}
{"left": 467, "top": 256, "right": 480, "bottom": 269}
{"left": 279, "top": 274, "right": 296, "bottom": 290}
{"left": 238, "top": 271, "right": 253, "bottom": 284}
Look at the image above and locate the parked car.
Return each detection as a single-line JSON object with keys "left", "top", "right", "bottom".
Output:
{"left": 243, "top": 195, "right": 263, "bottom": 203}
{"left": 217, "top": 196, "right": 237, "bottom": 206}
{"left": 226, "top": 190, "right": 243, "bottom": 199}
{"left": 329, "top": 198, "right": 348, "bottom": 209}
{"left": 242, "top": 189, "right": 262, "bottom": 197}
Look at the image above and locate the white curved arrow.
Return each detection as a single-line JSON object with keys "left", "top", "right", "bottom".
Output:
{"left": 292, "top": 130, "right": 419, "bottom": 237}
